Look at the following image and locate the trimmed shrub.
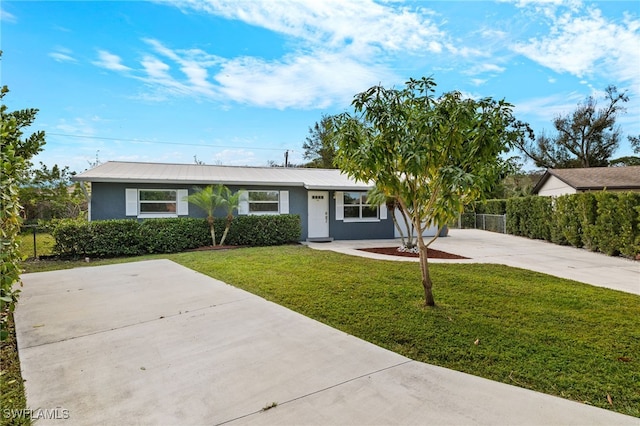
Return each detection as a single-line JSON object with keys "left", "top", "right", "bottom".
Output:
{"left": 506, "top": 196, "right": 552, "bottom": 240}
{"left": 223, "top": 214, "right": 301, "bottom": 247}
{"left": 52, "top": 219, "right": 93, "bottom": 257}
{"left": 576, "top": 193, "right": 598, "bottom": 252}
{"left": 52, "top": 214, "right": 302, "bottom": 257}
{"left": 139, "top": 218, "right": 211, "bottom": 253}
{"left": 505, "top": 197, "right": 522, "bottom": 235}
{"left": 593, "top": 192, "right": 621, "bottom": 256}
{"left": 89, "top": 220, "right": 143, "bottom": 257}
{"left": 505, "top": 191, "right": 640, "bottom": 259}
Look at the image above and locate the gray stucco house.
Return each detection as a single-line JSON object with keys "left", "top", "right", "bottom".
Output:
{"left": 73, "top": 161, "right": 397, "bottom": 241}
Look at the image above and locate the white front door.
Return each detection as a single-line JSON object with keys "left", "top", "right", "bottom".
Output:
{"left": 308, "top": 191, "right": 329, "bottom": 239}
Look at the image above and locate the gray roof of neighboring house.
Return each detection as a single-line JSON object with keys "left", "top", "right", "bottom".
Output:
{"left": 73, "top": 161, "right": 372, "bottom": 191}
{"left": 533, "top": 166, "right": 640, "bottom": 194}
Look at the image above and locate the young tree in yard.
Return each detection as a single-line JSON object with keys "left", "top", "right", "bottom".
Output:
{"left": 185, "top": 185, "right": 224, "bottom": 246}
{"left": 517, "top": 85, "right": 628, "bottom": 168}
{"left": 1, "top": 60, "right": 46, "bottom": 339}
{"left": 333, "top": 77, "right": 532, "bottom": 306}
{"left": 218, "top": 186, "right": 244, "bottom": 246}
{"left": 302, "top": 114, "right": 337, "bottom": 168}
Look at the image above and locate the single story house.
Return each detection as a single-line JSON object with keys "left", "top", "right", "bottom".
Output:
{"left": 532, "top": 166, "right": 640, "bottom": 196}
{"left": 74, "top": 161, "right": 438, "bottom": 241}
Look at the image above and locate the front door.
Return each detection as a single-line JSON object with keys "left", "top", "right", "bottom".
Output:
{"left": 308, "top": 191, "right": 329, "bottom": 239}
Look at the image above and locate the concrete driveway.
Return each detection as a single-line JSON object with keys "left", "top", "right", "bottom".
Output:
{"left": 307, "top": 229, "right": 640, "bottom": 295}
{"left": 15, "top": 259, "right": 637, "bottom": 425}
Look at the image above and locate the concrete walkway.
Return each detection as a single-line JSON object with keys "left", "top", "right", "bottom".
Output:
{"left": 306, "top": 229, "right": 640, "bottom": 295}
{"left": 16, "top": 259, "right": 638, "bottom": 425}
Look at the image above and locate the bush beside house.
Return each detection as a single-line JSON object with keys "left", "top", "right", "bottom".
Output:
{"left": 52, "top": 215, "right": 301, "bottom": 258}
{"left": 505, "top": 192, "right": 640, "bottom": 259}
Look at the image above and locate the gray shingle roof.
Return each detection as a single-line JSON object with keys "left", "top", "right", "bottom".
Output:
{"left": 533, "top": 166, "right": 640, "bottom": 193}
{"left": 73, "top": 161, "right": 372, "bottom": 191}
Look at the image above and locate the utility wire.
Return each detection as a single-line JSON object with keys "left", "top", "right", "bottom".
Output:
{"left": 46, "top": 132, "right": 290, "bottom": 152}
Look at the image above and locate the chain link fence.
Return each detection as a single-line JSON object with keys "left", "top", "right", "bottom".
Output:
{"left": 454, "top": 213, "right": 507, "bottom": 234}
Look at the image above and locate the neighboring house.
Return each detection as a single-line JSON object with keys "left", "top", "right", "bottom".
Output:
{"left": 73, "top": 161, "right": 402, "bottom": 241}
{"left": 532, "top": 166, "right": 640, "bottom": 196}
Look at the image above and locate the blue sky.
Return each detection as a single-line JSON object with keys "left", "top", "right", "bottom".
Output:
{"left": 2, "top": 0, "right": 639, "bottom": 173}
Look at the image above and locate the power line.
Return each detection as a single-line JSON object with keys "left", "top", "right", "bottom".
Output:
{"left": 46, "top": 132, "right": 291, "bottom": 152}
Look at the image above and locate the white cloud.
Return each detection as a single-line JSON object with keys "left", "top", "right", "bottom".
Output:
{"left": 54, "top": 117, "right": 97, "bottom": 135}
{"left": 216, "top": 51, "right": 392, "bottom": 109}
{"left": 0, "top": 8, "right": 16, "bottom": 23}
{"left": 211, "top": 149, "right": 258, "bottom": 166}
{"left": 470, "top": 78, "right": 487, "bottom": 86}
{"left": 49, "top": 47, "right": 76, "bottom": 63}
{"left": 131, "top": 0, "right": 447, "bottom": 108}
{"left": 463, "top": 63, "right": 506, "bottom": 76}
{"left": 176, "top": 0, "right": 444, "bottom": 55}
{"left": 93, "top": 50, "right": 131, "bottom": 72}
{"left": 512, "top": 6, "right": 640, "bottom": 92}
{"left": 513, "top": 91, "right": 585, "bottom": 122}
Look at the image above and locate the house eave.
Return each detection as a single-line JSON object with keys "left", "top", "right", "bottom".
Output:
{"left": 72, "top": 177, "right": 372, "bottom": 191}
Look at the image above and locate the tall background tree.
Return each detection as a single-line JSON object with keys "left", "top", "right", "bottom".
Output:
{"left": 1, "top": 51, "right": 46, "bottom": 339}
{"left": 333, "top": 77, "right": 531, "bottom": 306}
{"left": 19, "top": 163, "right": 87, "bottom": 222}
{"left": 302, "top": 114, "right": 337, "bottom": 168}
{"left": 517, "top": 85, "right": 629, "bottom": 168}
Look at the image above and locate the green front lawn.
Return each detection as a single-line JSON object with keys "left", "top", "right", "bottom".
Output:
{"left": 170, "top": 246, "right": 640, "bottom": 417}
{"left": 13, "top": 245, "right": 640, "bottom": 417}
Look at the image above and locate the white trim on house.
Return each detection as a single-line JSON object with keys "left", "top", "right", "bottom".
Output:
{"left": 238, "top": 190, "right": 290, "bottom": 216}
{"left": 125, "top": 187, "right": 188, "bottom": 218}
{"left": 335, "top": 190, "right": 383, "bottom": 223}
{"left": 74, "top": 161, "right": 372, "bottom": 191}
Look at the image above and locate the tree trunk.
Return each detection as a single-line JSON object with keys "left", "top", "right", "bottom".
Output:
{"left": 219, "top": 215, "right": 232, "bottom": 246}
{"left": 417, "top": 235, "right": 435, "bottom": 306}
{"left": 207, "top": 215, "right": 216, "bottom": 246}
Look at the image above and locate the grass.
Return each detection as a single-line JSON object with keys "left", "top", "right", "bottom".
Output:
{"left": 0, "top": 311, "right": 30, "bottom": 426}
{"left": 17, "top": 232, "right": 55, "bottom": 259}
{"left": 169, "top": 246, "right": 640, "bottom": 417}
{"left": 9, "top": 244, "right": 640, "bottom": 418}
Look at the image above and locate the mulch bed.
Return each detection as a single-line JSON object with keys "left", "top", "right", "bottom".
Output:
{"left": 359, "top": 247, "right": 469, "bottom": 259}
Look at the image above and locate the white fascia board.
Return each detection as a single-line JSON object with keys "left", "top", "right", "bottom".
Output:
{"left": 71, "top": 177, "right": 307, "bottom": 187}
{"left": 304, "top": 184, "right": 374, "bottom": 191}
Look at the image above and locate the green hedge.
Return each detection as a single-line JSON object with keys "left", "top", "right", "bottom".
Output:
{"left": 52, "top": 215, "right": 301, "bottom": 258}
{"left": 506, "top": 192, "right": 640, "bottom": 259}
{"left": 506, "top": 196, "right": 553, "bottom": 239}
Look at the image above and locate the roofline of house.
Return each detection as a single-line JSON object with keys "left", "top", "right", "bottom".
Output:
{"left": 532, "top": 168, "right": 640, "bottom": 194}
{"left": 71, "top": 176, "right": 371, "bottom": 191}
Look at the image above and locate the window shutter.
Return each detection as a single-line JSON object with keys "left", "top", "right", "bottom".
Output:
{"left": 279, "top": 191, "right": 289, "bottom": 214}
{"left": 125, "top": 188, "right": 138, "bottom": 216}
{"left": 177, "top": 189, "right": 189, "bottom": 215}
{"left": 335, "top": 191, "right": 344, "bottom": 221}
{"left": 380, "top": 204, "right": 388, "bottom": 220}
{"left": 238, "top": 191, "right": 249, "bottom": 215}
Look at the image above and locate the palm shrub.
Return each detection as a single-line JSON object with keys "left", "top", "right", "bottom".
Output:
{"left": 185, "top": 185, "right": 224, "bottom": 246}
{"left": 218, "top": 187, "right": 244, "bottom": 246}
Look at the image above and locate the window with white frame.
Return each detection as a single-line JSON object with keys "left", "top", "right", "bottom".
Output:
{"left": 139, "top": 190, "right": 178, "bottom": 214}
{"left": 248, "top": 190, "right": 280, "bottom": 214}
{"left": 238, "top": 190, "right": 289, "bottom": 215}
{"left": 343, "top": 191, "right": 378, "bottom": 220}
{"left": 126, "top": 188, "right": 188, "bottom": 218}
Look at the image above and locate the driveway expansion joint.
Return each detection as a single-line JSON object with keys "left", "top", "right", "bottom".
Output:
{"left": 217, "top": 360, "right": 413, "bottom": 425}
